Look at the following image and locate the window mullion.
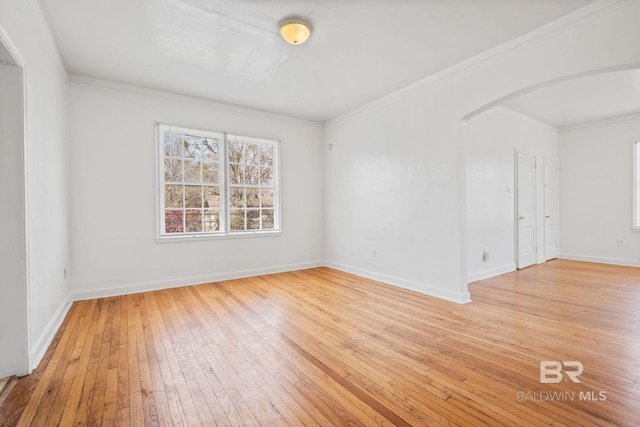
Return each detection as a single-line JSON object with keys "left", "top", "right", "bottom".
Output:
{"left": 159, "top": 126, "right": 169, "bottom": 235}
{"left": 222, "top": 133, "right": 229, "bottom": 233}
{"left": 634, "top": 140, "right": 640, "bottom": 230}
{"left": 181, "top": 138, "right": 186, "bottom": 232}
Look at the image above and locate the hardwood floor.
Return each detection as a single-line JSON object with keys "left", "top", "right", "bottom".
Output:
{"left": 1, "top": 260, "right": 639, "bottom": 426}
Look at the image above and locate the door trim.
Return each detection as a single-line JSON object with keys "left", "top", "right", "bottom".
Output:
{"left": 543, "top": 157, "right": 559, "bottom": 261}
{"left": 515, "top": 151, "right": 537, "bottom": 269}
{"left": 0, "top": 24, "right": 30, "bottom": 376}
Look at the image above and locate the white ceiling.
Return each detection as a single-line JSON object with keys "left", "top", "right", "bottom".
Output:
{"left": 37, "top": 0, "right": 598, "bottom": 122}
{"left": 502, "top": 69, "right": 640, "bottom": 129}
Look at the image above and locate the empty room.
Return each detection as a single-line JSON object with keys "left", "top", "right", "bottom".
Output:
{"left": 1, "top": 0, "right": 639, "bottom": 425}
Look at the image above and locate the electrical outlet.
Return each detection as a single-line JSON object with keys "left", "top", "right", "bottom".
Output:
{"left": 617, "top": 240, "right": 625, "bottom": 247}
{"left": 482, "top": 251, "right": 489, "bottom": 262}
{"left": 64, "top": 267, "right": 67, "bottom": 279}
{"left": 371, "top": 248, "right": 376, "bottom": 257}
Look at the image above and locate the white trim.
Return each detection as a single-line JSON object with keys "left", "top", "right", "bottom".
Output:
{"left": 559, "top": 253, "right": 640, "bottom": 268}
{"left": 326, "top": 0, "right": 628, "bottom": 127}
{"left": 70, "top": 261, "right": 324, "bottom": 301}
{"left": 0, "top": 27, "right": 26, "bottom": 66}
{"left": 221, "top": 132, "right": 229, "bottom": 232}
{"left": 326, "top": 261, "right": 472, "bottom": 304}
{"left": 21, "top": 57, "right": 32, "bottom": 377}
{"left": 559, "top": 112, "right": 640, "bottom": 133}
{"left": 0, "top": 24, "right": 30, "bottom": 376}
{"left": 155, "top": 229, "right": 282, "bottom": 243}
{"left": 28, "top": 298, "right": 72, "bottom": 372}
{"left": 70, "top": 75, "right": 322, "bottom": 128}
{"left": 633, "top": 139, "right": 640, "bottom": 230}
{"left": 543, "top": 156, "right": 560, "bottom": 261}
{"left": 67, "top": 261, "right": 476, "bottom": 308}
{"left": 515, "top": 151, "right": 538, "bottom": 270}
{"left": 467, "top": 264, "right": 517, "bottom": 284}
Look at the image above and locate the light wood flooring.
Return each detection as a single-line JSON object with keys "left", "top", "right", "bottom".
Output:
{"left": 0, "top": 259, "right": 639, "bottom": 426}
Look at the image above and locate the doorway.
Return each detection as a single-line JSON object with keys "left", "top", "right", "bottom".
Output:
{"left": 544, "top": 157, "right": 559, "bottom": 261}
{"left": 0, "top": 30, "right": 29, "bottom": 377}
{"left": 516, "top": 151, "right": 536, "bottom": 269}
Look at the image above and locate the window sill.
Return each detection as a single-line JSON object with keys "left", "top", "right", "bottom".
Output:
{"left": 156, "top": 230, "right": 282, "bottom": 243}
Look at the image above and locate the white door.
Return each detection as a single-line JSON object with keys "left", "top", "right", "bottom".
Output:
{"left": 516, "top": 152, "right": 536, "bottom": 269}
{"left": 544, "top": 158, "right": 558, "bottom": 261}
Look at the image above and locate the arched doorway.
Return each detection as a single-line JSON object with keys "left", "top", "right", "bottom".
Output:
{"left": 460, "top": 66, "right": 640, "bottom": 285}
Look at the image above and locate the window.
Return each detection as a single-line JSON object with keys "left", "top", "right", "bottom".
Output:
{"left": 157, "top": 125, "right": 280, "bottom": 238}
{"left": 634, "top": 140, "right": 640, "bottom": 230}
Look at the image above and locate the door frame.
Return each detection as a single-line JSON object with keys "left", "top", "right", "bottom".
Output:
{"left": 515, "top": 151, "right": 537, "bottom": 269}
{"left": 0, "top": 24, "right": 30, "bottom": 376}
{"left": 543, "top": 157, "right": 559, "bottom": 261}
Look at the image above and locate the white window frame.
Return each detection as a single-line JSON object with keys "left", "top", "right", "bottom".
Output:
{"left": 156, "top": 124, "right": 281, "bottom": 240}
{"left": 634, "top": 139, "right": 640, "bottom": 231}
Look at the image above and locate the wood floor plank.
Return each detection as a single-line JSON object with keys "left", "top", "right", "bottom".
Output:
{"left": 73, "top": 298, "right": 110, "bottom": 426}
{"left": 1, "top": 260, "right": 639, "bottom": 426}
{"left": 14, "top": 302, "right": 86, "bottom": 427}
{"left": 213, "top": 280, "right": 395, "bottom": 426}
{"left": 23, "top": 301, "right": 92, "bottom": 427}
{"left": 182, "top": 298, "right": 288, "bottom": 425}
{"left": 202, "top": 282, "right": 388, "bottom": 425}
{"left": 231, "top": 276, "right": 467, "bottom": 425}
{"left": 152, "top": 289, "right": 210, "bottom": 426}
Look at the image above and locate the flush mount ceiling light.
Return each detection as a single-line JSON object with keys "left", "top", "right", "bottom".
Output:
{"left": 278, "top": 16, "right": 312, "bottom": 45}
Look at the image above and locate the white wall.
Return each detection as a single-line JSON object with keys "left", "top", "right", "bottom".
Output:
{"left": 0, "top": 0, "right": 71, "bottom": 372}
{"left": 325, "top": 1, "right": 640, "bottom": 303}
{"left": 69, "top": 79, "right": 324, "bottom": 299}
{"left": 559, "top": 115, "right": 640, "bottom": 266}
{"left": 463, "top": 106, "right": 557, "bottom": 283}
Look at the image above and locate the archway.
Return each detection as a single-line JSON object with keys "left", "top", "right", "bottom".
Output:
{"left": 459, "top": 65, "right": 640, "bottom": 288}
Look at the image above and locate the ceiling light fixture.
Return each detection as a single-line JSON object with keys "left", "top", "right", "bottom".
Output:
{"left": 278, "top": 16, "right": 312, "bottom": 45}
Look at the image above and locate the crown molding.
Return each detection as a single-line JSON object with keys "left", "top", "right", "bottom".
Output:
{"left": 69, "top": 74, "right": 324, "bottom": 128}
{"left": 559, "top": 111, "right": 640, "bottom": 133}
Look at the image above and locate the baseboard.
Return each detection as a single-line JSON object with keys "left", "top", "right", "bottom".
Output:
{"left": 29, "top": 297, "right": 72, "bottom": 373}
{"left": 559, "top": 253, "right": 640, "bottom": 268}
{"left": 325, "top": 261, "right": 471, "bottom": 304}
{"left": 71, "top": 260, "right": 472, "bottom": 305}
{"left": 467, "top": 263, "right": 516, "bottom": 283}
{"left": 70, "top": 261, "right": 325, "bottom": 301}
